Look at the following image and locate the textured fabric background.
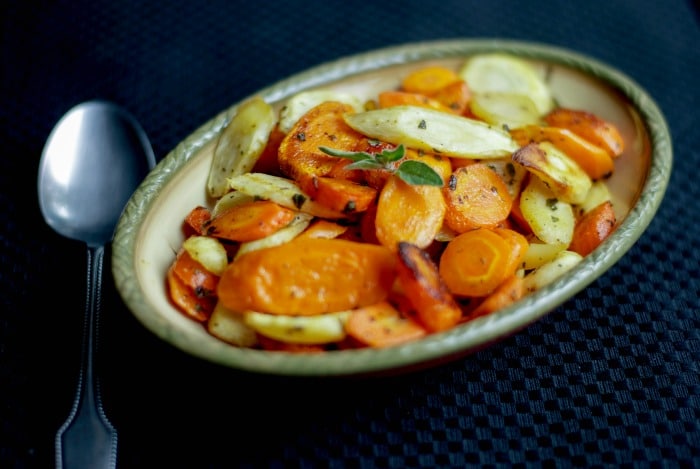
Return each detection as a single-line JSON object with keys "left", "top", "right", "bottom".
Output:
{"left": 1, "top": 0, "right": 698, "bottom": 467}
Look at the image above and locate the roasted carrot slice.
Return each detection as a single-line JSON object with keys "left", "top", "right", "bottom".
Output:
{"left": 375, "top": 175, "right": 446, "bottom": 251}
{"left": 204, "top": 200, "right": 297, "bottom": 242}
{"left": 183, "top": 205, "right": 212, "bottom": 237}
{"left": 439, "top": 228, "right": 514, "bottom": 297}
{"left": 378, "top": 90, "right": 453, "bottom": 113}
{"left": 569, "top": 200, "right": 616, "bottom": 256}
{"left": 396, "top": 242, "right": 462, "bottom": 332}
{"left": 167, "top": 250, "right": 217, "bottom": 322}
{"left": 251, "top": 124, "right": 285, "bottom": 176}
{"left": 308, "top": 176, "right": 378, "bottom": 214}
{"left": 401, "top": 65, "right": 461, "bottom": 95}
{"left": 431, "top": 80, "right": 472, "bottom": 115}
{"left": 296, "top": 219, "right": 349, "bottom": 240}
{"left": 510, "top": 125, "right": 614, "bottom": 180}
{"left": 345, "top": 301, "right": 427, "bottom": 348}
{"left": 493, "top": 227, "right": 529, "bottom": 274}
{"left": 442, "top": 163, "right": 513, "bottom": 233}
{"left": 277, "top": 101, "right": 365, "bottom": 183}
{"left": 217, "top": 238, "right": 396, "bottom": 315}
{"left": 466, "top": 274, "right": 525, "bottom": 321}
{"left": 170, "top": 248, "right": 220, "bottom": 294}
{"left": 543, "top": 108, "right": 624, "bottom": 158}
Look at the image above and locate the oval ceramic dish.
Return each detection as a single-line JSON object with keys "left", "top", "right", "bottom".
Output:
{"left": 112, "top": 39, "right": 672, "bottom": 376}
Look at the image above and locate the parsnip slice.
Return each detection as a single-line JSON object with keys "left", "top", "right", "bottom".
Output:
{"left": 234, "top": 212, "right": 313, "bottom": 259}
{"left": 520, "top": 175, "right": 575, "bottom": 246}
{"left": 523, "top": 250, "right": 583, "bottom": 292}
{"left": 459, "top": 53, "right": 554, "bottom": 115}
{"left": 208, "top": 302, "right": 259, "bottom": 347}
{"left": 343, "top": 105, "right": 519, "bottom": 159}
{"left": 182, "top": 235, "right": 228, "bottom": 276}
{"left": 226, "top": 172, "right": 346, "bottom": 219}
{"left": 469, "top": 92, "right": 542, "bottom": 129}
{"left": 278, "top": 89, "right": 364, "bottom": 133}
{"left": 207, "top": 97, "right": 276, "bottom": 198}
{"left": 513, "top": 142, "right": 592, "bottom": 205}
{"left": 243, "top": 310, "right": 351, "bottom": 344}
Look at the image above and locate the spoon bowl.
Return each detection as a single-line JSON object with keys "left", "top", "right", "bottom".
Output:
{"left": 38, "top": 100, "right": 155, "bottom": 468}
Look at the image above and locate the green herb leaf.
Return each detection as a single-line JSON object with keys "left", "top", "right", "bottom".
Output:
{"left": 318, "top": 146, "right": 373, "bottom": 162}
{"left": 344, "top": 159, "right": 385, "bottom": 171}
{"left": 319, "top": 143, "right": 442, "bottom": 186}
{"left": 375, "top": 144, "right": 405, "bottom": 164}
{"left": 396, "top": 160, "right": 444, "bottom": 186}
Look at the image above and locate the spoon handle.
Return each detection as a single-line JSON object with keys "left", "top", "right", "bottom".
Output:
{"left": 55, "top": 245, "right": 118, "bottom": 469}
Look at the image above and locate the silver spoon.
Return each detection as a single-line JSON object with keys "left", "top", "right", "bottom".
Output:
{"left": 38, "top": 100, "right": 155, "bottom": 468}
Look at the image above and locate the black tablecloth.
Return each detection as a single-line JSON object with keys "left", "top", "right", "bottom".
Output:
{"left": 3, "top": 0, "right": 699, "bottom": 467}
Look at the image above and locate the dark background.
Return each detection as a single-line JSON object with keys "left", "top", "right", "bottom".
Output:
{"left": 2, "top": 1, "right": 699, "bottom": 467}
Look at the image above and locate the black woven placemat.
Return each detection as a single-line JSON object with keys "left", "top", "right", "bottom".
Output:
{"left": 2, "top": 0, "right": 698, "bottom": 467}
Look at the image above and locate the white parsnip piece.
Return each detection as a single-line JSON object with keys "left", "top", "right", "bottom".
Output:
{"left": 207, "top": 97, "right": 276, "bottom": 198}
{"left": 226, "top": 172, "right": 346, "bottom": 219}
{"left": 459, "top": 53, "right": 554, "bottom": 115}
{"left": 211, "top": 190, "right": 256, "bottom": 217}
{"left": 521, "top": 241, "right": 568, "bottom": 270}
{"left": 520, "top": 175, "right": 575, "bottom": 246}
{"left": 182, "top": 235, "right": 228, "bottom": 276}
{"left": 575, "top": 180, "right": 612, "bottom": 216}
{"left": 243, "top": 310, "right": 351, "bottom": 344}
{"left": 523, "top": 250, "right": 583, "bottom": 292}
{"left": 482, "top": 157, "right": 529, "bottom": 200}
{"left": 469, "top": 92, "right": 542, "bottom": 129}
{"left": 278, "top": 89, "right": 364, "bottom": 133}
{"left": 513, "top": 142, "right": 592, "bottom": 205}
{"left": 207, "top": 302, "right": 259, "bottom": 347}
{"left": 234, "top": 212, "right": 312, "bottom": 259}
{"left": 343, "top": 105, "right": 519, "bottom": 159}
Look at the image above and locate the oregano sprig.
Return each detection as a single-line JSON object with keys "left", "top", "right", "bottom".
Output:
{"left": 318, "top": 144, "right": 443, "bottom": 186}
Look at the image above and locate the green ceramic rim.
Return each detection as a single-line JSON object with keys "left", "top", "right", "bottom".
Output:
{"left": 112, "top": 39, "right": 672, "bottom": 376}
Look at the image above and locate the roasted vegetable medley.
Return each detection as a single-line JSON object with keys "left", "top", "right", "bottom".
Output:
{"left": 166, "top": 53, "right": 624, "bottom": 352}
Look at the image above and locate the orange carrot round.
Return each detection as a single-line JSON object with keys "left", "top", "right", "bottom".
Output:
{"left": 442, "top": 163, "right": 513, "bottom": 233}
{"left": 217, "top": 238, "right": 396, "bottom": 315}
{"left": 569, "top": 200, "right": 617, "bottom": 256}
{"left": 375, "top": 175, "right": 446, "bottom": 251}
{"left": 204, "top": 200, "right": 296, "bottom": 242}
{"left": 401, "top": 65, "right": 461, "bottom": 95}
{"left": 544, "top": 108, "right": 625, "bottom": 158}
{"left": 439, "top": 228, "right": 514, "bottom": 297}
{"left": 345, "top": 301, "right": 427, "bottom": 348}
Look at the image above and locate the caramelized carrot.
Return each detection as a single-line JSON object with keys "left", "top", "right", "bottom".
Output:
{"left": 375, "top": 175, "right": 446, "bottom": 251}
{"left": 204, "top": 200, "right": 297, "bottom": 242}
{"left": 466, "top": 274, "right": 525, "bottom": 320}
{"left": 277, "top": 101, "right": 365, "bottom": 183}
{"left": 296, "top": 219, "right": 348, "bottom": 240}
{"left": 510, "top": 125, "right": 614, "bottom": 180}
{"left": 378, "top": 90, "right": 453, "bottom": 113}
{"left": 442, "top": 163, "right": 513, "bottom": 233}
{"left": 493, "top": 227, "right": 529, "bottom": 273}
{"left": 251, "top": 124, "right": 285, "bottom": 176}
{"left": 167, "top": 250, "right": 218, "bottom": 322}
{"left": 544, "top": 108, "right": 625, "bottom": 158}
{"left": 396, "top": 242, "right": 462, "bottom": 332}
{"left": 439, "top": 228, "right": 514, "bottom": 297}
{"left": 183, "top": 205, "right": 211, "bottom": 237}
{"left": 401, "top": 65, "right": 461, "bottom": 95}
{"left": 308, "top": 176, "right": 377, "bottom": 214}
{"left": 345, "top": 301, "right": 427, "bottom": 348}
{"left": 170, "top": 248, "right": 219, "bottom": 294}
{"left": 431, "top": 80, "right": 472, "bottom": 115}
{"left": 569, "top": 200, "right": 617, "bottom": 256}
{"left": 217, "top": 238, "right": 396, "bottom": 315}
